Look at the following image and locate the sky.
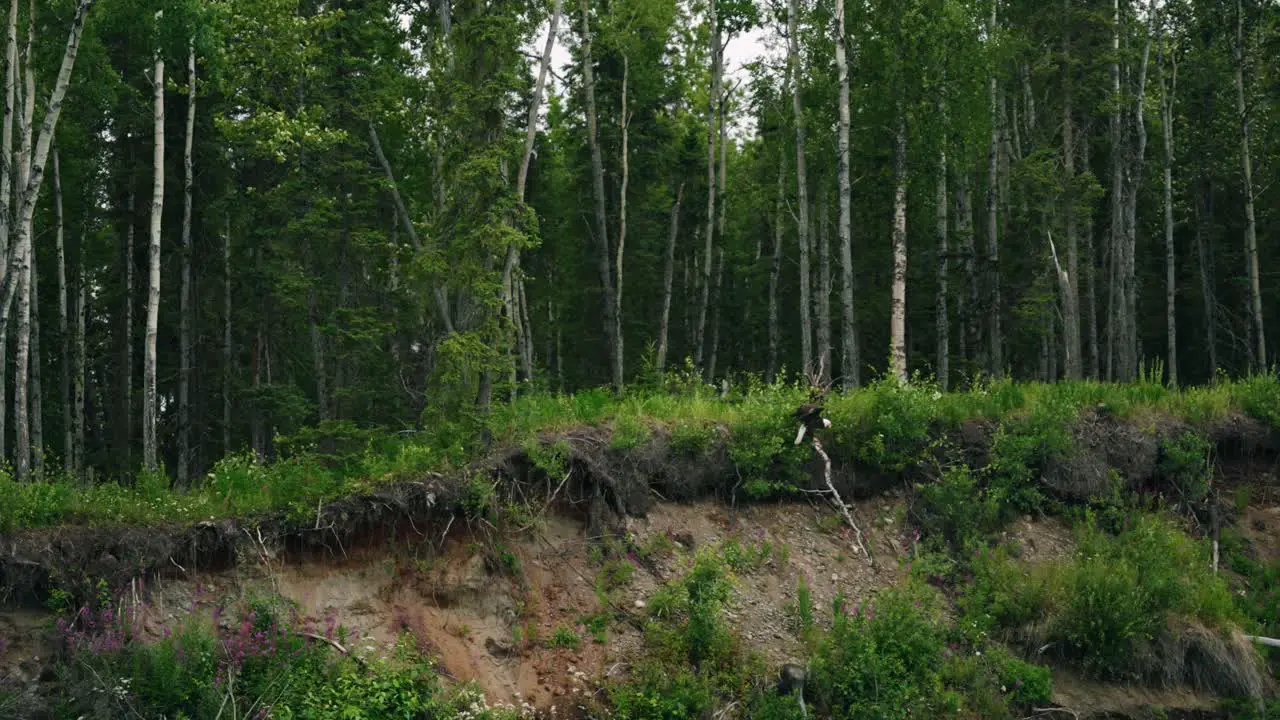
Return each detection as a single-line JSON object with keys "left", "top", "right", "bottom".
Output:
{"left": 541, "top": 22, "right": 772, "bottom": 137}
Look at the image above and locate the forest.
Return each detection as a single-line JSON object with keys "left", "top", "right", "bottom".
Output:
{"left": 0, "top": 0, "right": 1274, "bottom": 483}
{"left": 2, "top": 1, "right": 1280, "bottom": 716}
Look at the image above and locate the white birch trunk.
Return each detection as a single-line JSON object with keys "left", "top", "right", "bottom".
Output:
{"left": 695, "top": 1, "right": 720, "bottom": 370}
{"left": 142, "top": 11, "right": 163, "bottom": 473}
{"left": 656, "top": 183, "right": 684, "bottom": 373}
{"left": 1060, "top": 0, "right": 1082, "bottom": 380}
{"left": 1107, "top": 0, "right": 1122, "bottom": 381}
{"left": 223, "top": 211, "right": 232, "bottom": 454}
{"left": 707, "top": 246, "right": 724, "bottom": 381}
{"left": 179, "top": 37, "right": 194, "bottom": 483}
{"left": 578, "top": 0, "right": 619, "bottom": 388}
{"left": 501, "top": 0, "right": 561, "bottom": 380}
{"left": 936, "top": 103, "right": 949, "bottom": 391}
{"left": 890, "top": 101, "right": 908, "bottom": 384}
{"left": 4, "top": 0, "right": 93, "bottom": 478}
{"left": 55, "top": 148, "right": 70, "bottom": 472}
{"left": 1235, "top": 0, "right": 1264, "bottom": 369}
{"left": 768, "top": 150, "right": 783, "bottom": 384}
{"left": 788, "top": 0, "right": 812, "bottom": 376}
{"left": 1160, "top": 35, "right": 1177, "bottom": 386}
{"left": 835, "top": 0, "right": 857, "bottom": 388}
{"left": 74, "top": 229, "right": 85, "bottom": 476}
{"left": 614, "top": 53, "right": 629, "bottom": 384}
{"left": 986, "top": 0, "right": 1002, "bottom": 377}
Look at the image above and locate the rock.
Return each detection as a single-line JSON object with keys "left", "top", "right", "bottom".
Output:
{"left": 634, "top": 599, "right": 646, "bottom": 609}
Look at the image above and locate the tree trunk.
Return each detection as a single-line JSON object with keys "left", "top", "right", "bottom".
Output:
{"left": 2, "top": 0, "right": 94, "bottom": 360}
{"left": 835, "top": 0, "right": 858, "bottom": 388}
{"left": 615, "top": 53, "right": 629, "bottom": 385}
{"left": 13, "top": 235, "right": 29, "bottom": 477}
{"left": 656, "top": 183, "right": 684, "bottom": 373}
{"left": 369, "top": 123, "right": 452, "bottom": 334}
{"left": 1107, "top": 0, "right": 1122, "bottom": 381}
{"left": 1193, "top": 180, "right": 1217, "bottom": 376}
{"left": 707, "top": 247, "right": 724, "bottom": 381}
{"left": 11, "top": 0, "right": 33, "bottom": 478}
{"left": 1060, "top": 0, "right": 1082, "bottom": 380}
{"left": 1234, "top": 0, "right": 1264, "bottom": 369}
{"left": 816, "top": 185, "right": 831, "bottom": 383}
{"left": 768, "top": 151, "right": 783, "bottom": 384}
{"left": 178, "top": 37, "right": 195, "bottom": 484}
{"left": 223, "top": 211, "right": 232, "bottom": 454}
{"left": 986, "top": 0, "right": 1002, "bottom": 378}
{"left": 1082, "top": 132, "right": 1100, "bottom": 380}
{"left": 935, "top": 99, "right": 949, "bottom": 390}
{"left": 787, "top": 0, "right": 812, "bottom": 376}
{"left": 955, "top": 170, "right": 977, "bottom": 370}
{"left": 1160, "top": 39, "right": 1176, "bottom": 386}
{"left": 709, "top": 81, "right": 730, "bottom": 383}
{"left": 501, "top": 0, "right": 561, "bottom": 381}
{"left": 54, "top": 147, "right": 70, "bottom": 472}
{"left": 890, "top": 101, "right": 908, "bottom": 384}
{"left": 30, "top": 236, "right": 41, "bottom": 474}
{"left": 142, "top": 14, "right": 163, "bottom": 474}
{"left": 74, "top": 229, "right": 85, "bottom": 476}
{"left": 0, "top": 0, "right": 91, "bottom": 475}
{"left": 0, "top": 0, "right": 14, "bottom": 285}
{"left": 1120, "top": 6, "right": 1154, "bottom": 381}
{"left": 578, "top": 0, "right": 619, "bottom": 389}
{"left": 696, "top": 1, "right": 720, "bottom": 371}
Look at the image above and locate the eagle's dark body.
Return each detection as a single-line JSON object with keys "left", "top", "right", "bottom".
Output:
{"left": 792, "top": 404, "right": 830, "bottom": 445}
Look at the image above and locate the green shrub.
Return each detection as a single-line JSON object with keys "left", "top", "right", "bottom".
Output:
{"left": 608, "top": 666, "right": 713, "bottom": 720}
{"left": 808, "top": 584, "right": 948, "bottom": 718}
{"left": 916, "top": 465, "right": 1001, "bottom": 553}
{"left": 1158, "top": 432, "right": 1213, "bottom": 503}
{"left": 669, "top": 419, "right": 717, "bottom": 456}
{"left": 961, "top": 546, "right": 1052, "bottom": 636}
{"left": 547, "top": 626, "right": 579, "bottom": 650}
{"left": 1048, "top": 513, "right": 1237, "bottom": 678}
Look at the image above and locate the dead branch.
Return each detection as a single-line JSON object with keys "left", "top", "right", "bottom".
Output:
{"left": 812, "top": 436, "right": 872, "bottom": 566}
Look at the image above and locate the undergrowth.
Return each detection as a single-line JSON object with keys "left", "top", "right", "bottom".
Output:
{"left": 3, "top": 374, "right": 1276, "bottom": 532}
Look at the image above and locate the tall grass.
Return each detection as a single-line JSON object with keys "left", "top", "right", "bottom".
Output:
{"left": 3, "top": 374, "right": 1276, "bottom": 531}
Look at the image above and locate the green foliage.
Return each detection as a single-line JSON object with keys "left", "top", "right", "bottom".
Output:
{"left": 807, "top": 584, "right": 949, "bottom": 718}
{"left": 1158, "top": 432, "right": 1213, "bottom": 503}
{"left": 548, "top": 626, "right": 582, "bottom": 650}
{"left": 807, "top": 583, "right": 1053, "bottom": 719}
{"left": 720, "top": 536, "right": 773, "bottom": 573}
{"left": 608, "top": 665, "right": 714, "bottom": 720}
{"left": 963, "top": 513, "right": 1240, "bottom": 681}
{"left": 645, "top": 551, "right": 735, "bottom": 670}
{"left": 916, "top": 465, "right": 1002, "bottom": 554}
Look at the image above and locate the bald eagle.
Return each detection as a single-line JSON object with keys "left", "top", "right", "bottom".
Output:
{"left": 792, "top": 404, "right": 831, "bottom": 445}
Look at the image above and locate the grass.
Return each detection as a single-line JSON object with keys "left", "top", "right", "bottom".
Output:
{"left": 2, "top": 374, "right": 1277, "bottom": 532}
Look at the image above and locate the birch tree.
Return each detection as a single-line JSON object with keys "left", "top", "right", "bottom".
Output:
{"left": 767, "top": 149, "right": 783, "bottom": 384}
{"left": 55, "top": 148, "right": 70, "bottom": 471}
{"left": 986, "top": 0, "right": 1002, "bottom": 378}
{"left": 695, "top": 0, "right": 720, "bottom": 370}
{"left": 178, "top": 37, "right": 195, "bottom": 484}
{"left": 1060, "top": 0, "right": 1082, "bottom": 380}
{"left": 935, "top": 98, "right": 949, "bottom": 390}
{"left": 890, "top": 100, "right": 908, "bottom": 384}
{"left": 614, "top": 53, "right": 629, "bottom": 383}
{"left": 1234, "top": 0, "right": 1264, "bottom": 369}
{"left": 1158, "top": 24, "right": 1177, "bottom": 386}
{"left": 835, "top": 0, "right": 858, "bottom": 388}
{"left": 579, "top": 0, "right": 620, "bottom": 389}
{"left": 142, "top": 9, "right": 164, "bottom": 473}
{"left": 788, "top": 0, "right": 812, "bottom": 376}
{"left": 656, "top": 182, "right": 684, "bottom": 373}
